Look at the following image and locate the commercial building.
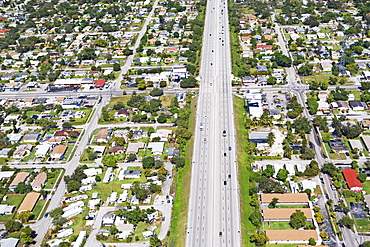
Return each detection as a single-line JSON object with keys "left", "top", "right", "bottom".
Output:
{"left": 262, "top": 208, "right": 313, "bottom": 222}
{"left": 18, "top": 192, "right": 40, "bottom": 212}
{"left": 260, "top": 193, "right": 309, "bottom": 205}
{"left": 342, "top": 169, "right": 363, "bottom": 192}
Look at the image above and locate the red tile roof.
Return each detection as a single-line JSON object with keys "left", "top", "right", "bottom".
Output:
{"left": 342, "top": 169, "right": 362, "bottom": 191}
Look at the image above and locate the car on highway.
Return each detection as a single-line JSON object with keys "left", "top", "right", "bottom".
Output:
{"left": 228, "top": 146, "right": 232, "bottom": 150}
{"left": 204, "top": 138, "right": 207, "bottom": 144}
{"left": 222, "top": 130, "right": 226, "bottom": 137}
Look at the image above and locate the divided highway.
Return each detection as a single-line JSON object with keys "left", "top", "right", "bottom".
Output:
{"left": 186, "top": 0, "right": 241, "bottom": 246}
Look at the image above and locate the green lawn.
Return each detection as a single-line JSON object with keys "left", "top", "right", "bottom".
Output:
{"left": 266, "top": 244, "right": 306, "bottom": 247}
{"left": 0, "top": 194, "right": 26, "bottom": 222}
{"left": 234, "top": 96, "right": 256, "bottom": 247}
{"left": 355, "top": 219, "right": 370, "bottom": 232}
{"left": 168, "top": 97, "right": 197, "bottom": 247}
{"left": 33, "top": 199, "right": 46, "bottom": 219}
{"left": 300, "top": 74, "right": 342, "bottom": 83}
{"left": 362, "top": 181, "right": 370, "bottom": 195}
{"left": 263, "top": 221, "right": 293, "bottom": 230}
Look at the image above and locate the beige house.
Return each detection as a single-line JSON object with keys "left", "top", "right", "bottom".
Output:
{"left": 31, "top": 172, "right": 47, "bottom": 191}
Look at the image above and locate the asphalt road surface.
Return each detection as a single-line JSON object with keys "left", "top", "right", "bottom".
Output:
{"left": 186, "top": 0, "right": 241, "bottom": 246}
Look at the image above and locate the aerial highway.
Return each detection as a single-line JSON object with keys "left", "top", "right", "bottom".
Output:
{"left": 186, "top": 0, "right": 241, "bottom": 246}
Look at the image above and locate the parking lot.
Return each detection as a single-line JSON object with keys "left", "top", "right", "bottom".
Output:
{"left": 261, "top": 92, "right": 289, "bottom": 114}
{"left": 350, "top": 202, "right": 367, "bottom": 219}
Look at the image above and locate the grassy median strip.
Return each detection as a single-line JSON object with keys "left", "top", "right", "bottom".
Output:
{"left": 168, "top": 97, "right": 197, "bottom": 247}
{"left": 233, "top": 96, "right": 256, "bottom": 246}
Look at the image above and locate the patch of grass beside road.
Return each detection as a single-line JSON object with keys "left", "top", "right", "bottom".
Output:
{"left": 234, "top": 96, "right": 256, "bottom": 246}
{"left": 168, "top": 97, "right": 197, "bottom": 247}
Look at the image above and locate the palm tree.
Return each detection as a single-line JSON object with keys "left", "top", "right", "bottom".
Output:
{"left": 267, "top": 132, "right": 275, "bottom": 147}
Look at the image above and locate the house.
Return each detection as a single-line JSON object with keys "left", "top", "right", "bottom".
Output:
{"left": 248, "top": 132, "right": 269, "bottom": 145}
{"left": 115, "top": 108, "right": 129, "bottom": 118}
{"left": 116, "top": 223, "right": 134, "bottom": 239}
{"left": 96, "top": 128, "right": 110, "bottom": 142}
{"left": 343, "top": 169, "right": 363, "bottom": 192}
{"left": 35, "top": 144, "right": 50, "bottom": 158}
{"left": 7, "top": 133, "right": 22, "bottom": 143}
{"left": 109, "top": 192, "right": 117, "bottom": 204}
{"left": 126, "top": 142, "right": 146, "bottom": 154}
{"left": 57, "top": 228, "right": 74, "bottom": 239}
{"left": 23, "top": 132, "right": 40, "bottom": 142}
{"left": 103, "top": 167, "right": 113, "bottom": 183}
{"left": 362, "top": 136, "right": 370, "bottom": 152}
{"left": 119, "top": 170, "right": 141, "bottom": 180}
{"left": 147, "top": 142, "right": 165, "bottom": 155}
{"left": 0, "top": 148, "right": 11, "bottom": 158}
{"left": 0, "top": 238, "right": 19, "bottom": 247}
{"left": 0, "top": 171, "right": 14, "bottom": 180}
{"left": 18, "top": 192, "right": 40, "bottom": 212}
{"left": 362, "top": 120, "right": 370, "bottom": 129}
{"left": 13, "top": 144, "right": 33, "bottom": 158}
{"left": 108, "top": 146, "right": 125, "bottom": 155}
{"left": 349, "top": 140, "right": 364, "bottom": 152}
{"left": 262, "top": 208, "right": 313, "bottom": 222}
{"left": 50, "top": 145, "right": 67, "bottom": 160}
{"left": 150, "top": 129, "right": 172, "bottom": 142}
{"left": 32, "top": 172, "right": 47, "bottom": 191}
{"left": 0, "top": 204, "right": 15, "bottom": 215}
{"left": 142, "top": 231, "right": 153, "bottom": 238}
{"left": 260, "top": 193, "right": 308, "bottom": 205}
{"left": 62, "top": 208, "right": 84, "bottom": 219}
{"left": 88, "top": 199, "right": 101, "bottom": 209}
{"left": 329, "top": 139, "right": 348, "bottom": 153}
{"left": 349, "top": 100, "right": 366, "bottom": 111}
{"left": 102, "top": 214, "right": 115, "bottom": 226}
{"left": 73, "top": 231, "right": 86, "bottom": 247}
{"left": 53, "top": 130, "right": 71, "bottom": 139}
{"left": 265, "top": 230, "right": 318, "bottom": 244}
{"left": 9, "top": 172, "right": 29, "bottom": 191}
{"left": 84, "top": 168, "right": 102, "bottom": 177}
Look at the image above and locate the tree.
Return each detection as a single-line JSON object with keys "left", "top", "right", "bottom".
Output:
{"left": 362, "top": 241, "right": 370, "bottom": 247}
{"left": 157, "top": 113, "right": 167, "bottom": 123}
{"left": 250, "top": 233, "right": 269, "bottom": 246}
{"left": 307, "top": 97, "right": 318, "bottom": 115}
{"left": 321, "top": 163, "right": 338, "bottom": 177}
{"left": 62, "top": 122, "right": 72, "bottom": 129}
{"left": 298, "top": 64, "right": 313, "bottom": 76}
{"left": 142, "top": 156, "right": 155, "bottom": 169}
{"left": 180, "top": 76, "right": 198, "bottom": 88}
{"left": 292, "top": 117, "right": 312, "bottom": 134}
{"left": 249, "top": 210, "right": 262, "bottom": 227}
{"left": 149, "top": 234, "right": 162, "bottom": 247}
{"left": 321, "top": 81, "right": 329, "bottom": 90}
{"left": 290, "top": 210, "right": 307, "bottom": 229}
{"left": 113, "top": 63, "right": 121, "bottom": 71}
{"left": 361, "top": 81, "right": 370, "bottom": 90}
{"left": 59, "top": 242, "right": 72, "bottom": 247}
{"left": 358, "top": 172, "right": 367, "bottom": 183}
{"left": 17, "top": 210, "right": 34, "bottom": 222}
{"left": 110, "top": 225, "right": 120, "bottom": 235}
{"left": 5, "top": 220, "right": 22, "bottom": 233}
{"left": 170, "top": 155, "right": 185, "bottom": 168}
{"left": 49, "top": 207, "right": 63, "bottom": 218}
{"left": 338, "top": 215, "right": 354, "bottom": 229}
{"left": 273, "top": 52, "right": 292, "bottom": 67}
{"left": 150, "top": 88, "right": 164, "bottom": 96}
{"left": 277, "top": 168, "right": 289, "bottom": 181}
{"left": 126, "top": 153, "right": 136, "bottom": 162}
{"left": 67, "top": 180, "right": 81, "bottom": 192}
{"left": 268, "top": 198, "right": 279, "bottom": 208}
{"left": 308, "top": 237, "right": 316, "bottom": 245}
{"left": 267, "top": 132, "right": 275, "bottom": 147}
{"left": 102, "top": 155, "right": 117, "bottom": 167}
{"left": 262, "top": 164, "right": 274, "bottom": 177}
{"left": 14, "top": 182, "right": 32, "bottom": 193}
